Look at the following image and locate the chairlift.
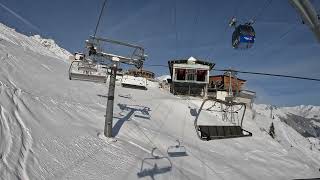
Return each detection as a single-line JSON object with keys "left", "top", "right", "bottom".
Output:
{"left": 229, "top": 17, "right": 256, "bottom": 49}
{"left": 167, "top": 140, "right": 187, "bottom": 157}
{"left": 121, "top": 75, "right": 148, "bottom": 90}
{"left": 194, "top": 70, "right": 252, "bottom": 140}
{"left": 68, "top": 55, "right": 107, "bottom": 83}
{"left": 194, "top": 98, "right": 252, "bottom": 140}
{"left": 137, "top": 148, "right": 172, "bottom": 178}
{"left": 74, "top": 52, "right": 85, "bottom": 60}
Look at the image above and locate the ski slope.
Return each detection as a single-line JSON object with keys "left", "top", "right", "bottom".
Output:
{"left": 0, "top": 23, "right": 320, "bottom": 180}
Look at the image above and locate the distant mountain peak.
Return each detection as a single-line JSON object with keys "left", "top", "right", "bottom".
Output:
{"left": 0, "top": 22, "right": 71, "bottom": 61}
{"left": 30, "top": 35, "right": 71, "bottom": 60}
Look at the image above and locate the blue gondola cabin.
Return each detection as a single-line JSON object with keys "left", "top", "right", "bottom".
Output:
{"left": 232, "top": 24, "right": 255, "bottom": 49}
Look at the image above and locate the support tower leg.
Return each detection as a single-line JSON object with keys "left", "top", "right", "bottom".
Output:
{"left": 104, "top": 65, "right": 117, "bottom": 137}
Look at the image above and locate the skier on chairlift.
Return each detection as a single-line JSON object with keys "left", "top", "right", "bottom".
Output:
{"left": 88, "top": 45, "right": 97, "bottom": 56}
{"left": 86, "top": 40, "right": 97, "bottom": 56}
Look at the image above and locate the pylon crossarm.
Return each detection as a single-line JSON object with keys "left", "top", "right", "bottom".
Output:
{"left": 89, "top": 36, "right": 144, "bottom": 50}
{"left": 96, "top": 52, "right": 143, "bottom": 66}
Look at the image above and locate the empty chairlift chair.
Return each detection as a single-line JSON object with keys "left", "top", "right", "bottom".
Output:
{"left": 194, "top": 98, "right": 252, "bottom": 141}
{"left": 167, "top": 140, "right": 187, "bottom": 157}
{"left": 121, "top": 75, "right": 147, "bottom": 90}
{"left": 69, "top": 52, "right": 107, "bottom": 83}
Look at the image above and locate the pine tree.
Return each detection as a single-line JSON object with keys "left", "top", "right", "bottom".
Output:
{"left": 269, "top": 122, "right": 275, "bottom": 139}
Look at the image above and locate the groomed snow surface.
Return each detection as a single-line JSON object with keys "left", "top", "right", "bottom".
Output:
{"left": 0, "top": 23, "right": 320, "bottom": 180}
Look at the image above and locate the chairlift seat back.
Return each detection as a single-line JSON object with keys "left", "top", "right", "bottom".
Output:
{"left": 167, "top": 146, "right": 187, "bottom": 157}
{"left": 121, "top": 75, "right": 147, "bottom": 90}
{"left": 198, "top": 125, "right": 252, "bottom": 140}
{"left": 78, "top": 66, "right": 98, "bottom": 72}
{"left": 69, "top": 73, "right": 107, "bottom": 83}
{"left": 69, "top": 60, "right": 107, "bottom": 83}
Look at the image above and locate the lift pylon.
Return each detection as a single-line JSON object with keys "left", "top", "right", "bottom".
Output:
{"left": 85, "top": 36, "right": 147, "bottom": 138}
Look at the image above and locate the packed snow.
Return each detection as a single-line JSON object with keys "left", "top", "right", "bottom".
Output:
{"left": 0, "top": 23, "right": 71, "bottom": 61}
{"left": 0, "top": 23, "right": 320, "bottom": 180}
{"left": 155, "top": 75, "right": 171, "bottom": 82}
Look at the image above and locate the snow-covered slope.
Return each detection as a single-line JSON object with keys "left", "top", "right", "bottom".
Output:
{"left": 252, "top": 104, "right": 320, "bottom": 168}
{"left": 156, "top": 75, "right": 171, "bottom": 82}
{"left": 0, "top": 23, "right": 320, "bottom": 180}
{"left": 0, "top": 23, "right": 71, "bottom": 61}
{"left": 30, "top": 35, "right": 71, "bottom": 60}
{"left": 280, "top": 105, "right": 320, "bottom": 119}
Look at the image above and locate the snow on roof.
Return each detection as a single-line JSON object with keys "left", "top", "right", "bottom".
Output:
{"left": 187, "top": 56, "right": 197, "bottom": 62}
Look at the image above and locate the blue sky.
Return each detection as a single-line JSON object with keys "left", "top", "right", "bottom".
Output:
{"left": 1, "top": 0, "right": 320, "bottom": 106}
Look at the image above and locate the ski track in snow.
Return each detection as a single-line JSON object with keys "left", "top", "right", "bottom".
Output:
{"left": 0, "top": 106, "right": 15, "bottom": 177}
{"left": 41, "top": 64, "right": 53, "bottom": 72}
{"left": 0, "top": 84, "right": 33, "bottom": 180}
{"left": 279, "top": 122, "right": 320, "bottom": 169}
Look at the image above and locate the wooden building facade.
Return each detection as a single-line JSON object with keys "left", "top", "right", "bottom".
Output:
{"left": 209, "top": 75, "right": 246, "bottom": 92}
{"left": 209, "top": 74, "right": 256, "bottom": 108}
{"left": 126, "top": 69, "right": 155, "bottom": 80}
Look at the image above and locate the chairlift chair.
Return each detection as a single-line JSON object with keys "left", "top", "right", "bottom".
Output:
{"left": 194, "top": 98, "right": 252, "bottom": 141}
{"left": 74, "top": 52, "right": 85, "bottom": 60}
{"left": 121, "top": 75, "right": 148, "bottom": 90}
{"left": 68, "top": 59, "right": 107, "bottom": 83}
{"left": 167, "top": 140, "right": 187, "bottom": 157}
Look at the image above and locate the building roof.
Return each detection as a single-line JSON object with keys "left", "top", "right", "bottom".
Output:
{"left": 168, "top": 57, "right": 215, "bottom": 77}
{"left": 209, "top": 75, "right": 246, "bottom": 82}
{"left": 128, "top": 68, "right": 155, "bottom": 75}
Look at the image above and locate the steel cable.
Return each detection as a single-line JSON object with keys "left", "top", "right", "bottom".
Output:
{"left": 93, "top": 0, "right": 108, "bottom": 37}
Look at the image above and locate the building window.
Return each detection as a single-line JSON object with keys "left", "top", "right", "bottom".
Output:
{"left": 176, "top": 68, "right": 186, "bottom": 80}
{"left": 197, "top": 70, "right": 207, "bottom": 82}
{"left": 186, "top": 69, "right": 196, "bottom": 81}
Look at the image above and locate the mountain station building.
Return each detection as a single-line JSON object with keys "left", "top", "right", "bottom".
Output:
{"left": 168, "top": 57, "right": 214, "bottom": 98}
